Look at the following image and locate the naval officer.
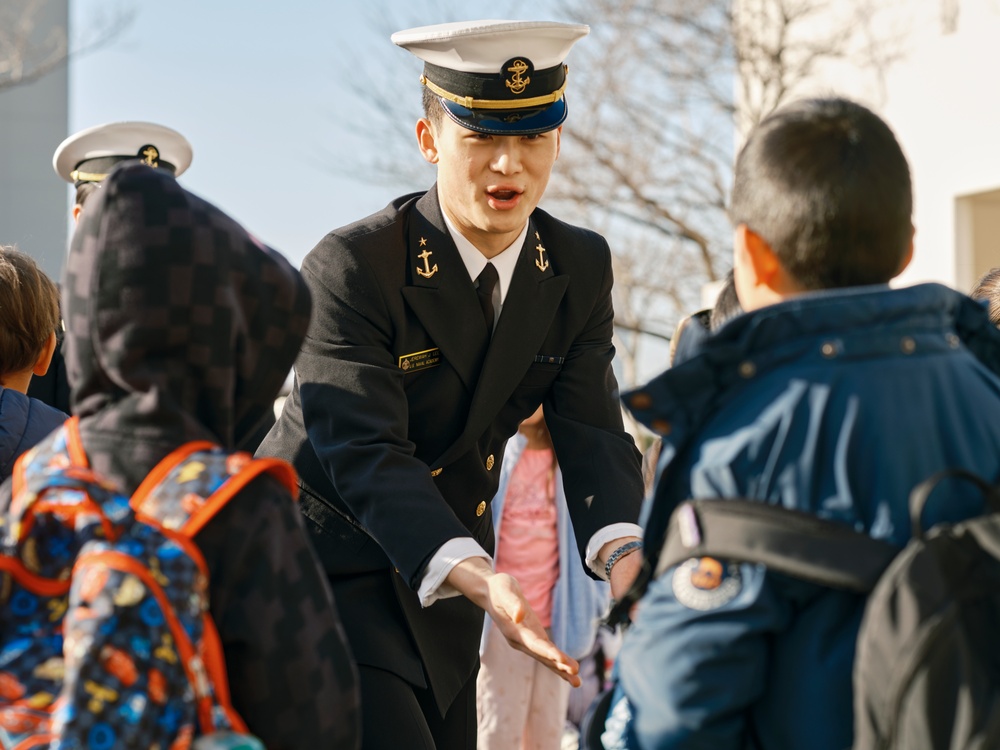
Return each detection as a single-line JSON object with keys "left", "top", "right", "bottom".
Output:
{"left": 257, "top": 19, "right": 645, "bottom": 749}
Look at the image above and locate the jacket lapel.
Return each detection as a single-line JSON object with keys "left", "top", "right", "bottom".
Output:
{"left": 433, "top": 223, "right": 569, "bottom": 468}
{"left": 471, "top": 224, "right": 569, "bottom": 430}
{"left": 400, "top": 188, "right": 487, "bottom": 393}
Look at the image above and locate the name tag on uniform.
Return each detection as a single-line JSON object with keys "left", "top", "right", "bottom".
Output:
{"left": 399, "top": 347, "right": 441, "bottom": 372}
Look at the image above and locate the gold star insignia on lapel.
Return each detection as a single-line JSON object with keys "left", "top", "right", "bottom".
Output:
{"left": 419, "top": 237, "right": 428, "bottom": 246}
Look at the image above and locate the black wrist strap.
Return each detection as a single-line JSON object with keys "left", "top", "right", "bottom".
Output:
{"left": 658, "top": 499, "right": 899, "bottom": 591}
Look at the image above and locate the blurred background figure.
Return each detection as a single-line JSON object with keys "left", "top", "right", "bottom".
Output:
{"left": 0, "top": 245, "right": 65, "bottom": 480}
{"left": 642, "top": 270, "right": 743, "bottom": 494}
{"left": 53, "top": 120, "right": 193, "bottom": 222}
{"left": 477, "top": 406, "right": 611, "bottom": 750}
{"left": 971, "top": 267, "right": 1000, "bottom": 326}
{"left": 28, "top": 121, "right": 195, "bottom": 417}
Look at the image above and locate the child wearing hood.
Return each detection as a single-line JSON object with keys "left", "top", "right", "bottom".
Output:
{"left": 1, "top": 163, "right": 360, "bottom": 749}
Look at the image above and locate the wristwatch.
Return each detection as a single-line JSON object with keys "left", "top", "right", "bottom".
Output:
{"left": 604, "top": 540, "right": 643, "bottom": 580}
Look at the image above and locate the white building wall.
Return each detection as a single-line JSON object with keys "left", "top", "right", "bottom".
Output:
{"left": 736, "top": 0, "right": 1000, "bottom": 291}
{"left": 880, "top": 0, "right": 1000, "bottom": 290}
{"left": 0, "top": 0, "right": 70, "bottom": 280}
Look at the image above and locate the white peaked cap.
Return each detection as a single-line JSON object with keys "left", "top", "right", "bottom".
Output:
{"left": 53, "top": 121, "right": 193, "bottom": 185}
{"left": 391, "top": 20, "right": 589, "bottom": 73}
{"left": 391, "top": 20, "right": 590, "bottom": 136}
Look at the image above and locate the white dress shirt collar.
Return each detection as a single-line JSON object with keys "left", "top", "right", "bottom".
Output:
{"left": 441, "top": 211, "right": 527, "bottom": 306}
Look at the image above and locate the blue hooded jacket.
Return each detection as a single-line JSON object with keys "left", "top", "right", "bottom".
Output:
{"left": 617, "top": 283, "right": 1000, "bottom": 750}
{"left": 0, "top": 386, "right": 66, "bottom": 481}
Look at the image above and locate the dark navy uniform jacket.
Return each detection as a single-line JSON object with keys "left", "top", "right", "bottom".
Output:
{"left": 258, "top": 187, "right": 644, "bottom": 715}
{"left": 618, "top": 283, "right": 1000, "bottom": 750}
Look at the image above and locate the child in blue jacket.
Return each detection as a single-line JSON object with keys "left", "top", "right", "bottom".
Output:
{"left": 0, "top": 245, "right": 66, "bottom": 480}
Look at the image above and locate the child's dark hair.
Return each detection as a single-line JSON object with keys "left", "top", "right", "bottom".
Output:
{"left": 0, "top": 246, "right": 60, "bottom": 377}
{"left": 730, "top": 97, "right": 912, "bottom": 290}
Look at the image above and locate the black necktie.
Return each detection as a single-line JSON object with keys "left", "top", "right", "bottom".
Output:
{"left": 476, "top": 263, "right": 499, "bottom": 337}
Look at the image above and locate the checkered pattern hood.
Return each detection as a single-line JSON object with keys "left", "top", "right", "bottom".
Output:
{"left": 62, "top": 163, "right": 311, "bottom": 453}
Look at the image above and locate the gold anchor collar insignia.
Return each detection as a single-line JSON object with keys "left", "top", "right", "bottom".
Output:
{"left": 535, "top": 236, "right": 549, "bottom": 272}
{"left": 416, "top": 237, "right": 439, "bottom": 278}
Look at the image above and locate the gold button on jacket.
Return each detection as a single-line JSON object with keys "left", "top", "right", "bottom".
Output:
{"left": 485, "top": 454, "right": 495, "bottom": 470}
{"left": 476, "top": 501, "right": 487, "bottom": 517}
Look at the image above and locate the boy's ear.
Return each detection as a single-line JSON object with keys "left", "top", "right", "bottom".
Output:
{"left": 736, "top": 224, "right": 782, "bottom": 289}
{"left": 33, "top": 331, "right": 58, "bottom": 377}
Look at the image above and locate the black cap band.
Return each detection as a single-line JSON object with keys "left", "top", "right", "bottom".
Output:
{"left": 70, "top": 155, "right": 178, "bottom": 186}
{"left": 422, "top": 61, "right": 566, "bottom": 108}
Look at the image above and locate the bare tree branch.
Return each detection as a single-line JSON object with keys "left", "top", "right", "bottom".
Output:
{"left": 341, "top": 0, "right": 903, "bottom": 386}
{"left": 0, "top": 0, "right": 134, "bottom": 93}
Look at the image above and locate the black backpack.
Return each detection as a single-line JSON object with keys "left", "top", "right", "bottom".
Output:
{"left": 639, "top": 468, "right": 1000, "bottom": 750}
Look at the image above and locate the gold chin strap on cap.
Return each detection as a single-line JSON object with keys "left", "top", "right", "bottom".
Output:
{"left": 420, "top": 66, "right": 569, "bottom": 111}
{"left": 69, "top": 170, "right": 108, "bottom": 184}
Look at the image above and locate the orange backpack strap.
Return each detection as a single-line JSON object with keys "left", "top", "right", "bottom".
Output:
{"left": 199, "top": 609, "right": 250, "bottom": 734}
{"left": 0, "top": 555, "right": 72, "bottom": 596}
{"left": 129, "top": 444, "right": 298, "bottom": 538}
{"left": 8, "top": 417, "right": 127, "bottom": 547}
{"left": 123, "top": 446, "right": 298, "bottom": 737}
{"left": 129, "top": 440, "right": 219, "bottom": 511}
{"left": 11, "top": 417, "right": 84, "bottom": 499}
{"left": 181, "top": 457, "right": 297, "bottom": 538}
{"left": 63, "top": 416, "right": 89, "bottom": 468}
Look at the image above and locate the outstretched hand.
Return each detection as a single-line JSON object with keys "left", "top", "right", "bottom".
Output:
{"left": 447, "top": 558, "right": 581, "bottom": 686}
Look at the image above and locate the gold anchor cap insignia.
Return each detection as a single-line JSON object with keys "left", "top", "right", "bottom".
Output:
{"left": 138, "top": 144, "right": 159, "bottom": 168}
{"left": 416, "top": 237, "right": 438, "bottom": 278}
{"left": 535, "top": 240, "right": 549, "bottom": 272}
{"left": 504, "top": 58, "right": 532, "bottom": 95}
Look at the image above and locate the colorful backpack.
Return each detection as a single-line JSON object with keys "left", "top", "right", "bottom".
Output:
{"left": 0, "top": 417, "right": 297, "bottom": 750}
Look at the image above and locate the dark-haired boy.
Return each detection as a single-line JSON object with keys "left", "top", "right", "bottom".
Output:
{"left": 0, "top": 245, "right": 66, "bottom": 480}
{"left": 616, "top": 97, "right": 1000, "bottom": 749}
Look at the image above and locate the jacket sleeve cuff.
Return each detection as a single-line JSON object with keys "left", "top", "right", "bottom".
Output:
{"left": 417, "top": 537, "right": 492, "bottom": 607}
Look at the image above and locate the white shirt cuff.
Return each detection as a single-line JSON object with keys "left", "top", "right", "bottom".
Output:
{"left": 417, "top": 537, "right": 493, "bottom": 607}
{"left": 586, "top": 523, "right": 645, "bottom": 580}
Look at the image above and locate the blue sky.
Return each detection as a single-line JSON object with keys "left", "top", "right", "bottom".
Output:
{"left": 70, "top": 0, "right": 541, "bottom": 267}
